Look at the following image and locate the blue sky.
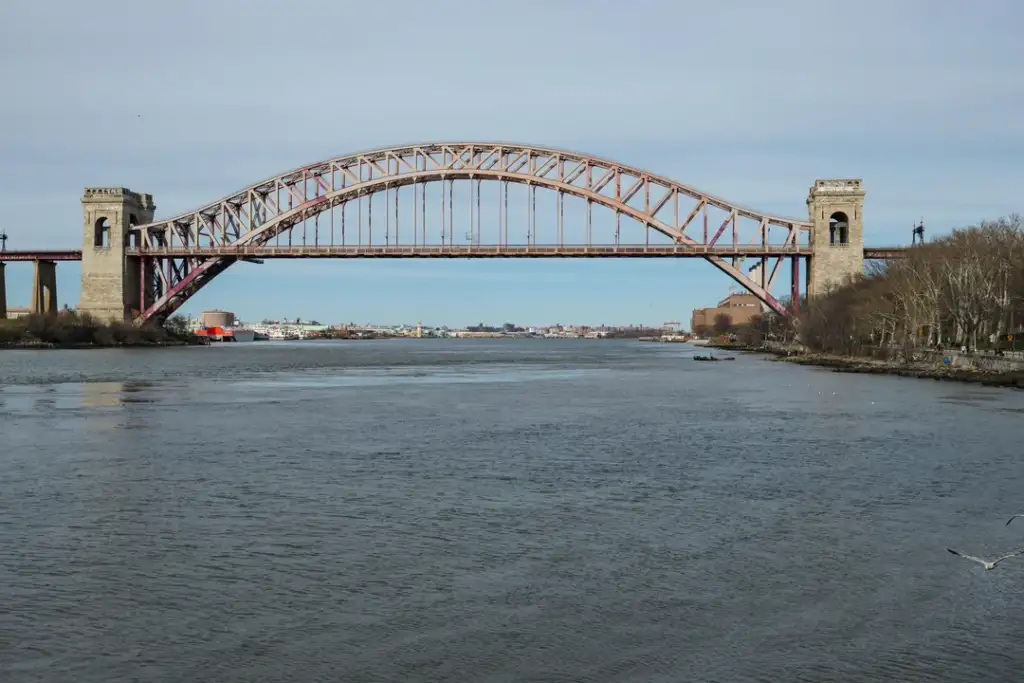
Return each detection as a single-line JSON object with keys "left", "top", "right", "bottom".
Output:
{"left": 1, "top": 0, "right": 1022, "bottom": 327}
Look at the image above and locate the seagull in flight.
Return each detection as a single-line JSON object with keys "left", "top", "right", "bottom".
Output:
{"left": 947, "top": 547, "right": 1024, "bottom": 570}
{"left": 1006, "top": 514, "right": 1024, "bottom": 526}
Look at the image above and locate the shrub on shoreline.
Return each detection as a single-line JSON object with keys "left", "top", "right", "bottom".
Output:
{"left": 0, "top": 311, "right": 192, "bottom": 347}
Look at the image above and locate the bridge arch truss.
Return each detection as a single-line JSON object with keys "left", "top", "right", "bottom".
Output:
{"left": 129, "top": 142, "right": 812, "bottom": 322}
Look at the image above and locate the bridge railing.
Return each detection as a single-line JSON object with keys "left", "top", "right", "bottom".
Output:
{"left": 125, "top": 243, "right": 815, "bottom": 258}
{"left": 0, "top": 250, "right": 83, "bottom": 262}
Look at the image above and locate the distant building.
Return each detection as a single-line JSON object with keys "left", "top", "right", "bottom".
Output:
{"left": 690, "top": 293, "right": 763, "bottom": 333}
{"left": 200, "top": 310, "right": 236, "bottom": 328}
{"left": 4, "top": 306, "right": 30, "bottom": 319}
{"left": 747, "top": 261, "right": 764, "bottom": 287}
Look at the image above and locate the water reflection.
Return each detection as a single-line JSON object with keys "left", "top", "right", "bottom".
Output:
{"left": 78, "top": 380, "right": 157, "bottom": 407}
{"left": 81, "top": 381, "right": 125, "bottom": 408}
{"left": 0, "top": 381, "right": 155, "bottom": 414}
{"left": 78, "top": 381, "right": 159, "bottom": 434}
{"left": 30, "top": 383, "right": 58, "bottom": 412}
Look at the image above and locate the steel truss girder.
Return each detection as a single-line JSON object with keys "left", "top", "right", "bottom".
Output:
{"left": 130, "top": 142, "right": 814, "bottom": 323}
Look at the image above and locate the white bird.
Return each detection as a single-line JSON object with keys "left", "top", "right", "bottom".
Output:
{"left": 1006, "top": 514, "right": 1024, "bottom": 526}
{"left": 947, "top": 547, "right": 1024, "bottom": 570}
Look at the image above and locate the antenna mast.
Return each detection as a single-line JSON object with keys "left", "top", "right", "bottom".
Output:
{"left": 911, "top": 218, "right": 925, "bottom": 245}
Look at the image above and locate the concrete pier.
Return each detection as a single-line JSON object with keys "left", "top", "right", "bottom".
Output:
{"left": 31, "top": 260, "right": 58, "bottom": 314}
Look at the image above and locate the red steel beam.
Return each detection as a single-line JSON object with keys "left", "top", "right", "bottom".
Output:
{"left": 126, "top": 244, "right": 814, "bottom": 259}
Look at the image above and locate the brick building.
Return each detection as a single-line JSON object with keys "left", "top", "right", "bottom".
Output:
{"left": 690, "top": 293, "right": 763, "bottom": 334}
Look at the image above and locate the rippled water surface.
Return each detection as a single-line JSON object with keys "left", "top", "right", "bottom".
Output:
{"left": 2, "top": 339, "right": 1024, "bottom": 682}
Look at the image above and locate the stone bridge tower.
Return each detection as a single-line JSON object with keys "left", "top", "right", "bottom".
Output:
{"left": 806, "top": 179, "right": 865, "bottom": 298}
{"left": 79, "top": 187, "right": 155, "bottom": 322}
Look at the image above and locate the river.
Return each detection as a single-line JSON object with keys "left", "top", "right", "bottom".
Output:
{"left": 2, "top": 339, "right": 1023, "bottom": 682}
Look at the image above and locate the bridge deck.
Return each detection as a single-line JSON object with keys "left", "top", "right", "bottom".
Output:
{"left": 0, "top": 250, "right": 83, "bottom": 262}
{"left": 0, "top": 246, "right": 909, "bottom": 262}
{"left": 126, "top": 244, "right": 814, "bottom": 259}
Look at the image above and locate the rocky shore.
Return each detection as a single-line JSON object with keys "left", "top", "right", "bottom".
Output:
{"left": 782, "top": 353, "right": 1024, "bottom": 389}
{"left": 703, "top": 341, "right": 1024, "bottom": 389}
{"left": 0, "top": 338, "right": 201, "bottom": 350}
{"left": 0, "top": 312, "right": 206, "bottom": 350}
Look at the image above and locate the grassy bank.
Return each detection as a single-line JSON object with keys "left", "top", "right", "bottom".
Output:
{"left": 0, "top": 312, "right": 203, "bottom": 349}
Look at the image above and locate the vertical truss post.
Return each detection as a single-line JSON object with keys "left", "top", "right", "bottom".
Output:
{"left": 791, "top": 256, "right": 800, "bottom": 313}
{"left": 703, "top": 203, "right": 708, "bottom": 244}
{"left": 557, "top": 191, "right": 563, "bottom": 247}
{"left": 502, "top": 181, "right": 508, "bottom": 248}
{"left": 139, "top": 257, "right": 146, "bottom": 318}
{"left": 673, "top": 189, "right": 679, "bottom": 251}
{"left": 644, "top": 177, "right": 650, "bottom": 250}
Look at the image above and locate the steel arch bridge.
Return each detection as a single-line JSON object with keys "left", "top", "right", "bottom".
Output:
{"left": 124, "top": 142, "right": 819, "bottom": 323}
{"left": 50, "top": 141, "right": 896, "bottom": 325}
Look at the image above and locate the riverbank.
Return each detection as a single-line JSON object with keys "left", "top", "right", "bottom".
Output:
{"left": 703, "top": 340, "right": 799, "bottom": 358}
{"left": 781, "top": 353, "right": 1024, "bottom": 389}
{"left": 0, "top": 313, "right": 205, "bottom": 349}
{"left": 701, "top": 340, "right": 1024, "bottom": 389}
{"left": 0, "top": 338, "right": 200, "bottom": 349}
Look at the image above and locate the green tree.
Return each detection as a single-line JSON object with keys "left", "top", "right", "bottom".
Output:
{"left": 164, "top": 315, "right": 190, "bottom": 337}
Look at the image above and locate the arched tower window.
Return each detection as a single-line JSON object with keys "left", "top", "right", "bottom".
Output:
{"left": 829, "top": 211, "right": 849, "bottom": 245}
{"left": 94, "top": 217, "right": 111, "bottom": 248}
{"left": 126, "top": 214, "right": 140, "bottom": 247}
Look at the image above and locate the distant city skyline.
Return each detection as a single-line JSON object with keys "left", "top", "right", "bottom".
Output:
{"left": 1, "top": 0, "right": 1021, "bottom": 325}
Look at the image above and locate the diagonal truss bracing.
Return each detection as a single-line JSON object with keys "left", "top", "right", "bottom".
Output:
{"left": 129, "top": 142, "right": 812, "bottom": 323}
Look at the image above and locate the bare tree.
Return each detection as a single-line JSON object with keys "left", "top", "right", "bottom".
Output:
{"left": 713, "top": 313, "right": 733, "bottom": 335}
{"left": 796, "top": 215, "right": 1023, "bottom": 357}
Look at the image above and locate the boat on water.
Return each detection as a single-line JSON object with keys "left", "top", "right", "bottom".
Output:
{"left": 194, "top": 325, "right": 256, "bottom": 342}
{"left": 692, "top": 354, "right": 736, "bottom": 362}
{"left": 228, "top": 328, "right": 256, "bottom": 342}
{"left": 267, "top": 328, "right": 300, "bottom": 341}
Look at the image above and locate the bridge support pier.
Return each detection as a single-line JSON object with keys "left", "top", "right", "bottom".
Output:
{"left": 806, "top": 179, "right": 865, "bottom": 298}
{"left": 0, "top": 262, "right": 6, "bottom": 319}
{"left": 78, "top": 187, "right": 155, "bottom": 322}
{"left": 31, "top": 260, "right": 57, "bottom": 314}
